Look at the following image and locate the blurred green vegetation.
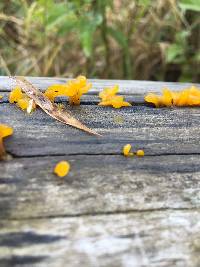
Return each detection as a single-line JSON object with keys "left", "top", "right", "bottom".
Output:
{"left": 0, "top": 0, "right": 199, "bottom": 82}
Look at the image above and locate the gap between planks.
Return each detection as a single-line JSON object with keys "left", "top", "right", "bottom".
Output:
{"left": 6, "top": 151, "right": 200, "bottom": 159}
{"left": 1, "top": 206, "right": 200, "bottom": 222}
{"left": 0, "top": 92, "right": 149, "bottom": 105}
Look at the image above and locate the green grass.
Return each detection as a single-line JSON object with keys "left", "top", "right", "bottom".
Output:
{"left": 0, "top": 0, "right": 199, "bottom": 82}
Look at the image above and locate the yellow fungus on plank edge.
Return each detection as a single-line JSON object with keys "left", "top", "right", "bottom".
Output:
{"left": 0, "top": 124, "right": 13, "bottom": 160}
{"left": 145, "top": 86, "right": 200, "bottom": 107}
{"left": 123, "top": 144, "right": 134, "bottom": 157}
{"left": 9, "top": 87, "right": 36, "bottom": 112}
{"left": 99, "top": 85, "right": 132, "bottom": 108}
{"left": 136, "top": 150, "right": 145, "bottom": 157}
{"left": 44, "top": 75, "right": 92, "bottom": 105}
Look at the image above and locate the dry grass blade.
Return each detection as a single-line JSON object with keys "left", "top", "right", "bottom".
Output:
{"left": 10, "top": 76, "right": 101, "bottom": 136}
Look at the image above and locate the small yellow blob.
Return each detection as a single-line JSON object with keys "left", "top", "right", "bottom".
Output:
{"left": 54, "top": 161, "right": 70, "bottom": 177}
{"left": 0, "top": 95, "right": 3, "bottom": 99}
{"left": 136, "top": 150, "right": 145, "bottom": 157}
{"left": 123, "top": 144, "right": 134, "bottom": 157}
{"left": 123, "top": 145, "right": 144, "bottom": 157}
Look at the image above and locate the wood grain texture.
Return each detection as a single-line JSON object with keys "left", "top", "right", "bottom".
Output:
{"left": 1, "top": 104, "right": 200, "bottom": 156}
{"left": 1, "top": 155, "right": 200, "bottom": 220}
{"left": 1, "top": 77, "right": 200, "bottom": 267}
{"left": 0, "top": 210, "right": 200, "bottom": 267}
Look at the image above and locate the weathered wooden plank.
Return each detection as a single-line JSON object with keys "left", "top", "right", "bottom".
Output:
{"left": 1, "top": 104, "right": 200, "bottom": 156}
{"left": 0, "top": 76, "right": 199, "bottom": 95}
{"left": 1, "top": 76, "right": 200, "bottom": 267}
{"left": 0, "top": 210, "right": 200, "bottom": 267}
{"left": 1, "top": 155, "right": 200, "bottom": 219}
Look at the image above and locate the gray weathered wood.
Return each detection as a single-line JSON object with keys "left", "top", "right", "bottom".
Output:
{"left": 1, "top": 104, "right": 200, "bottom": 156}
{"left": 1, "top": 77, "right": 200, "bottom": 267}
{"left": 1, "top": 155, "right": 200, "bottom": 220}
{"left": 0, "top": 210, "right": 200, "bottom": 267}
{"left": 0, "top": 76, "right": 199, "bottom": 94}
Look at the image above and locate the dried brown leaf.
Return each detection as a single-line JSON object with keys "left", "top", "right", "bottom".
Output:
{"left": 11, "top": 76, "right": 101, "bottom": 136}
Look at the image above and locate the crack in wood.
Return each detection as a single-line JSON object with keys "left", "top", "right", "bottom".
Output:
{"left": 2, "top": 207, "right": 200, "bottom": 221}
{"left": 5, "top": 151, "right": 200, "bottom": 159}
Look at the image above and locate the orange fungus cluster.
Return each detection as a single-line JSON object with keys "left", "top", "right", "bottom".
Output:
{"left": 145, "top": 86, "right": 200, "bottom": 107}
{"left": 98, "top": 85, "right": 131, "bottom": 108}
{"left": 9, "top": 87, "right": 36, "bottom": 112}
{"left": 44, "top": 76, "right": 92, "bottom": 105}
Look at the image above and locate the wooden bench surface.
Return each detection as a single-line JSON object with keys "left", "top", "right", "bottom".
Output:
{"left": 0, "top": 77, "right": 200, "bottom": 267}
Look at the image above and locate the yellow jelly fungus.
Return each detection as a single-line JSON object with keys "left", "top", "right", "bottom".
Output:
{"left": 99, "top": 86, "right": 132, "bottom": 108}
{"left": 54, "top": 161, "right": 70, "bottom": 177}
{"left": 144, "top": 93, "right": 161, "bottom": 107}
{"left": 99, "top": 85, "right": 119, "bottom": 102}
{"left": 136, "top": 150, "right": 145, "bottom": 157}
{"left": 161, "top": 88, "right": 173, "bottom": 107}
{"left": 9, "top": 87, "right": 23, "bottom": 103}
{"left": 123, "top": 144, "right": 134, "bottom": 157}
{"left": 0, "top": 124, "right": 13, "bottom": 160}
{"left": 44, "top": 84, "right": 67, "bottom": 102}
{"left": 44, "top": 76, "right": 92, "bottom": 105}
{"left": 9, "top": 87, "right": 36, "bottom": 113}
{"left": 17, "top": 97, "right": 30, "bottom": 110}
{"left": 145, "top": 86, "right": 200, "bottom": 107}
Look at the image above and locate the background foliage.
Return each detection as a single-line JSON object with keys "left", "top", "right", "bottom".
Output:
{"left": 0, "top": 0, "right": 199, "bottom": 82}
